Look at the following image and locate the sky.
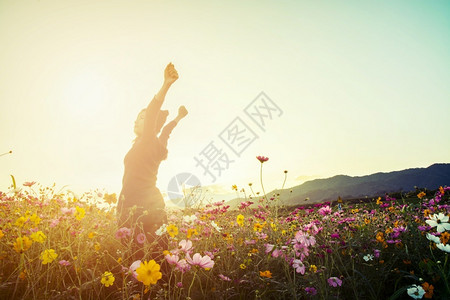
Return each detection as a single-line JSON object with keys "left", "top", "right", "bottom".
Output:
{"left": 1, "top": 0, "right": 449, "bottom": 202}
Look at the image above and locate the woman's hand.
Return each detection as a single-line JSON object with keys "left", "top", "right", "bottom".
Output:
{"left": 164, "top": 63, "right": 179, "bottom": 85}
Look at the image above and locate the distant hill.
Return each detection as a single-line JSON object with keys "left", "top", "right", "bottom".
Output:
{"left": 227, "top": 163, "right": 450, "bottom": 208}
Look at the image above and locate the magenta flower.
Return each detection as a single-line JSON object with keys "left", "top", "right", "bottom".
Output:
{"left": 305, "top": 287, "right": 317, "bottom": 295}
{"left": 328, "top": 277, "right": 342, "bottom": 287}
{"left": 187, "top": 253, "right": 215, "bottom": 269}
{"left": 256, "top": 156, "right": 269, "bottom": 163}
{"left": 318, "top": 205, "right": 332, "bottom": 216}
{"left": 23, "top": 181, "right": 36, "bottom": 187}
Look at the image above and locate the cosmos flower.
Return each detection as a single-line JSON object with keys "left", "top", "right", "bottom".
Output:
{"left": 136, "top": 233, "right": 146, "bottom": 244}
{"left": 187, "top": 253, "right": 214, "bottom": 269}
{"left": 425, "top": 213, "right": 450, "bottom": 233}
{"left": 155, "top": 224, "right": 167, "bottom": 236}
{"left": 166, "top": 224, "right": 179, "bottom": 238}
{"left": 256, "top": 156, "right": 269, "bottom": 163}
{"left": 327, "top": 277, "right": 342, "bottom": 287}
{"left": 363, "top": 254, "right": 374, "bottom": 262}
{"left": 407, "top": 284, "right": 425, "bottom": 299}
{"left": 436, "top": 243, "right": 450, "bottom": 253}
{"left": 136, "top": 260, "right": 162, "bottom": 286}
{"left": 292, "top": 259, "right": 305, "bottom": 274}
{"left": 101, "top": 271, "right": 115, "bottom": 287}
{"left": 40, "top": 249, "right": 58, "bottom": 264}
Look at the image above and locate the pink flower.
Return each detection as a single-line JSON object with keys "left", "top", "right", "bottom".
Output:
{"left": 272, "top": 249, "right": 283, "bottom": 258}
{"left": 264, "top": 243, "right": 275, "bottom": 254}
{"left": 178, "top": 239, "right": 193, "bottom": 254}
{"left": 115, "top": 227, "right": 132, "bottom": 239}
{"left": 129, "top": 260, "right": 141, "bottom": 279}
{"left": 165, "top": 254, "right": 180, "bottom": 265}
{"left": 187, "top": 253, "right": 215, "bottom": 269}
{"left": 318, "top": 205, "right": 332, "bottom": 216}
{"left": 219, "top": 274, "right": 231, "bottom": 281}
{"left": 136, "top": 233, "right": 146, "bottom": 244}
{"left": 292, "top": 259, "right": 305, "bottom": 274}
{"left": 23, "top": 181, "right": 36, "bottom": 187}
{"left": 256, "top": 156, "right": 269, "bottom": 163}
{"left": 328, "top": 277, "right": 342, "bottom": 287}
{"left": 59, "top": 260, "right": 71, "bottom": 266}
{"left": 61, "top": 207, "right": 75, "bottom": 215}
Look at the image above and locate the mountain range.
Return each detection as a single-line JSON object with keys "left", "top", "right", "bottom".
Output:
{"left": 226, "top": 163, "right": 450, "bottom": 208}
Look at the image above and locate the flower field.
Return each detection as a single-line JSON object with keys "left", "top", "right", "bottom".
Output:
{"left": 1, "top": 168, "right": 449, "bottom": 299}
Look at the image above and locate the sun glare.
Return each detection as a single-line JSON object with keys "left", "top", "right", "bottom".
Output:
{"left": 63, "top": 69, "right": 109, "bottom": 118}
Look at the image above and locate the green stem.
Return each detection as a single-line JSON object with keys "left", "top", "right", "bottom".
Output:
{"left": 260, "top": 163, "right": 268, "bottom": 203}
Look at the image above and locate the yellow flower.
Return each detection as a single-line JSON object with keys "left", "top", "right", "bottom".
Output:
{"left": 103, "top": 193, "right": 117, "bottom": 205}
{"left": 14, "top": 216, "right": 27, "bottom": 228}
{"left": 13, "top": 236, "right": 32, "bottom": 253}
{"left": 240, "top": 264, "right": 247, "bottom": 269}
{"left": 88, "top": 232, "right": 97, "bottom": 239}
{"left": 232, "top": 185, "right": 238, "bottom": 191}
{"left": 270, "top": 222, "right": 277, "bottom": 231}
{"left": 19, "top": 269, "right": 27, "bottom": 280}
{"left": 75, "top": 206, "right": 85, "bottom": 221}
{"left": 417, "top": 191, "right": 426, "bottom": 199}
{"left": 187, "top": 228, "right": 198, "bottom": 239}
{"left": 253, "top": 222, "right": 264, "bottom": 232}
{"left": 94, "top": 242, "right": 101, "bottom": 252}
{"left": 166, "top": 224, "right": 178, "bottom": 238}
{"left": 0, "top": 230, "right": 4, "bottom": 240}
{"left": 101, "top": 271, "right": 115, "bottom": 287}
{"left": 309, "top": 265, "right": 317, "bottom": 273}
{"left": 376, "top": 197, "right": 382, "bottom": 205}
{"left": 136, "top": 260, "right": 162, "bottom": 286}
{"left": 40, "top": 249, "right": 58, "bottom": 264}
{"left": 30, "top": 213, "right": 41, "bottom": 225}
{"left": 260, "top": 270, "right": 272, "bottom": 278}
{"left": 236, "top": 214, "right": 245, "bottom": 227}
{"left": 30, "top": 231, "right": 46, "bottom": 243}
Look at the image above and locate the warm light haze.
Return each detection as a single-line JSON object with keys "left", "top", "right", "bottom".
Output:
{"left": 1, "top": 0, "right": 449, "bottom": 202}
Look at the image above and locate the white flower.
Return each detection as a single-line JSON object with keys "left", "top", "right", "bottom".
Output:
{"left": 155, "top": 224, "right": 168, "bottom": 236}
{"left": 436, "top": 243, "right": 450, "bottom": 253}
{"left": 211, "top": 221, "right": 222, "bottom": 232}
{"left": 426, "top": 233, "right": 441, "bottom": 244}
{"left": 183, "top": 215, "right": 197, "bottom": 224}
{"left": 407, "top": 284, "right": 425, "bottom": 299}
{"left": 425, "top": 213, "right": 450, "bottom": 233}
{"left": 363, "top": 254, "right": 374, "bottom": 262}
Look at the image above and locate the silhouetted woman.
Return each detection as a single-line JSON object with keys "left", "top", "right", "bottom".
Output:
{"left": 117, "top": 63, "right": 187, "bottom": 243}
